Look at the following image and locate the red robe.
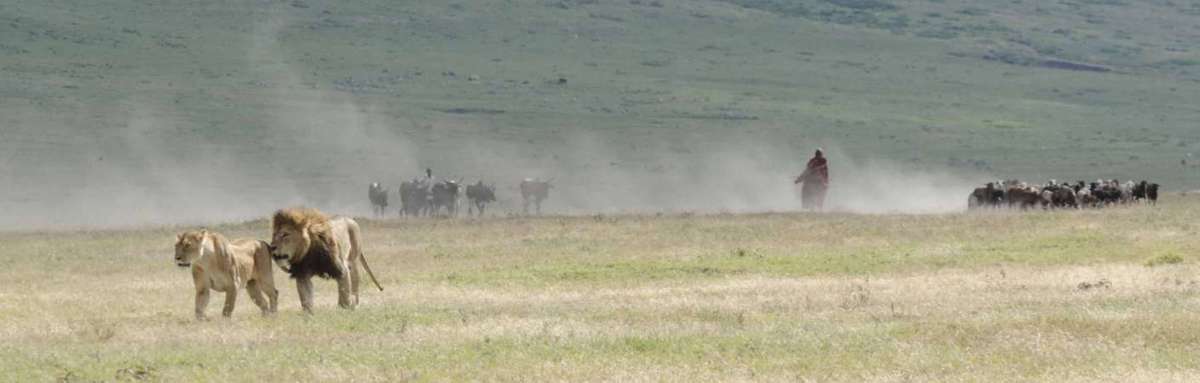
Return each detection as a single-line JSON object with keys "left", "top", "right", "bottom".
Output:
{"left": 797, "top": 156, "right": 829, "bottom": 209}
{"left": 802, "top": 156, "right": 829, "bottom": 186}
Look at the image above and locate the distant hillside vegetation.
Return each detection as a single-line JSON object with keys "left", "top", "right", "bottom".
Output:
{"left": 1, "top": 0, "right": 1198, "bottom": 223}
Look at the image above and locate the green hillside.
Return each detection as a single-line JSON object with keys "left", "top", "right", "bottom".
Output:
{"left": 2, "top": 0, "right": 1199, "bottom": 227}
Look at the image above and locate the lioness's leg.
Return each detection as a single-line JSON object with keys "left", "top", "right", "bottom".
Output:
{"left": 297, "top": 277, "right": 315, "bottom": 314}
{"left": 263, "top": 276, "right": 279, "bottom": 314}
{"left": 245, "top": 280, "right": 270, "bottom": 315}
{"left": 221, "top": 289, "right": 238, "bottom": 318}
{"left": 195, "top": 288, "right": 211, "bottom": 321}
{"left": 255, "top": 252, "right": 279, "bottom": 313}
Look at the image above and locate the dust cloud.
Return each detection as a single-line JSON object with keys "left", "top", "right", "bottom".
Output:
{"left": 0, "top": 107, "right": 981, "bottom": 231}
{"left": 0, "top": 18, "right": 982, "bottom": 231}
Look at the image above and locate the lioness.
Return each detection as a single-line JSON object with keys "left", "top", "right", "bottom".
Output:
{"left": 174, "top": 230, "right": 278, "bottom": 320}
{"left": 269, "top": 207, "right": 383, "bottom": 313}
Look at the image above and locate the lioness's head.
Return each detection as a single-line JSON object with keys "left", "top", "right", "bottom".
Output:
{"left": 269, "top": 207, "right": 329, "bottom": 271}
{"left": 174, "top": 230, "right": 208, "bottom": 267}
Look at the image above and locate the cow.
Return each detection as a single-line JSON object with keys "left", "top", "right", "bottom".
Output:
{"left": 1133, "top": 181, "right": 1148, "bottom": 202}
{"left": 430, "top": 180, "right": 461, "bottom": 217}
{"left": 520, "top": 178, "right": 552, "bottom": 215}
{"left": 465, "top": 181, "right": 496, "bottom": 217}
{"left": 1147, "top": 182, "right": 1160, "bottom": 206}
{"left": 1005, "top": 184, "right": 1042, "bottom": 210}
{"left": 1120, "top": 181, "right": 1135, "bottom": 204}
{"left": 968, "top": 182, "right": 1005, "bottom": 209}
{"left": 368, "top": 182, "right": 388, "bottom": 217}
{"left": 1049, "top": 184, "right": 1078, "bottom": 209}
{"left": 399, "top": 179, "right": 429, "bottom": 217}
{"left": 1090, "top": 180, "right": 1121, "bottom": 207}
{"left": 1073, "top": 181, "right": 1097, "bottom": 208}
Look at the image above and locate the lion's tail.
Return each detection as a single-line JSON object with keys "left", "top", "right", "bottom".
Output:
{"left": 348, "top": 219, "right": 384, "bottom": 292}
{"left": 360, "top": 251, "right": 384, "bottom": 292}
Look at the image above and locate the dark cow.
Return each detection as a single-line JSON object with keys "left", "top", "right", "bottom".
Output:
{"left": 968, "top": 182, "right": 1005, "bottom": 209}
{"left": 399, "top": 179, "right": 429, "bottom": 217}
{"left": 465, "top": 181, "right": 496, "bottom": 217}
{"left": 368, "top": 182, "right": 388, "bottom": 217}
{"left": 520, "top": 178, "right": 552, "bottom": 215}
{"left": 430, "top": 180, "right": 461, "bottom": 217}
{"left": 1005, "top": 186, "right": 1042, "bottom": 209}
{"left": 1047, "top": 184, "right": 1077, "bottom": 209}
{"left": 1147, "top": 183, "right": 1159, "bottom": 206}
{"left": 1091, "top": 181, "right": 1121, "bottom": 206}
{"left": 1074, "top": 181, "right": 1099, "bottom": 208}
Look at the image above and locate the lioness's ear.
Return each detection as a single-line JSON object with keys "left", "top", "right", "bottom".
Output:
{"left": 200, "top": 228, "right": 209, "bottom": 236}
{"left": 176, "top": 233, "right": 183, "bottom": 241}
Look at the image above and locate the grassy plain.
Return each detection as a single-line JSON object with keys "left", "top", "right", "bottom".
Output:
{"left": 1, "top": 197, "right": 1198, "bottom": 381}
{"left": 4, "top": 1, "right": 1200, "bottom": 380}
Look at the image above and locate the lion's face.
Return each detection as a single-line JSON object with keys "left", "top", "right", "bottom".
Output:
{"left": 174, "top": 231, "right": 205, "bottom": 268}
{"left": 269, "top": 224, "right": 310, "bottom": 270}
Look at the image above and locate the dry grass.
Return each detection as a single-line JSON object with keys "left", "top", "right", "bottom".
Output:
{"left": 1, "top": 197, "right": 1198, "bottom": 381}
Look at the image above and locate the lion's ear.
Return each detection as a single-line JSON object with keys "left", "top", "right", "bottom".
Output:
{"left": 176, "top": 233, "right": 183, "bottom": 241}
{"left": 200, "top": 228, "right": 209, "bottom": 236}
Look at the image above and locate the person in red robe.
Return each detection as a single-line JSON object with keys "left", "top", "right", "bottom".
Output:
{"left": 794, "top": 149, "right": 830, "bottom": 211}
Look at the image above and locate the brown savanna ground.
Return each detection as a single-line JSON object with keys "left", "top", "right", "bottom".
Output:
{"left": 1, "top": 196, "right": 1198, "bottom": 382}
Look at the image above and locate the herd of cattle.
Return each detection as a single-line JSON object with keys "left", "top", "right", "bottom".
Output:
{"left": 368, "top": 177, "right": 552, "bottom": 217}
{"left": 370, "top": 176, "right": 1164, "bottom": 217}
{"left": 968, "top": 179, "right": 1160, "bottom": 210}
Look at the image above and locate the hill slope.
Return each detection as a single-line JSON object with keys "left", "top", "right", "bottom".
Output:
{"left": 2, "top": 0, "right": 1199, "bottom": 227}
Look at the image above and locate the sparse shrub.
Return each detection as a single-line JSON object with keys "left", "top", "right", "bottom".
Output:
{"left": 916, "top": 27, "right": 959, "bottom": 39}
{"left": 73, "top": 319, "right": 116, "bottom": 342}
{"left": 1077, "top": 279, "right": 1111, "bottom": 290}
{"left": 882, "top": 14, "right": 910, "bottom": 32}
{"left": 718, "top": 0, "right": 811, "bottom": 17}
{"left": 825, "top": 0, "right": 897, "bottom": 11}
{"left": 982, "top": 50, "right": 1032, "bottom": 65}
{"left": 733, "top": 248, "right": 762, "bottom": 258}
{"left": 57, "top": 370, "right": 83, "bottom": 383}
{"left": 640, "top": 59, "right": 672, "bottom": 67}
{"left": 115, "top": 365, "right": 158, "bottom": 382}
{"left": 839, "top": 282, "right": 872, "bottom": 309}
{"left": 1161, "top": 59, "right": 1200, "bottom": 67}
{"left": 1144, "top": 253, "right": 1184, "bottom": 267}
{"left": 957, "top": 7, "right": 988, "bottom": 16}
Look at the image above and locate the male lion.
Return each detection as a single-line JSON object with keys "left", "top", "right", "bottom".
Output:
{"left": 174, "top": 229, "right": 278, "bottom": 320}
{"left": 269, "top": 207, "right": 383, "bottom": 313}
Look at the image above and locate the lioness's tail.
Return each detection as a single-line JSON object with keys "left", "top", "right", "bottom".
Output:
{"left": 359, "top": 251, "right": 384, "bottom": 292}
